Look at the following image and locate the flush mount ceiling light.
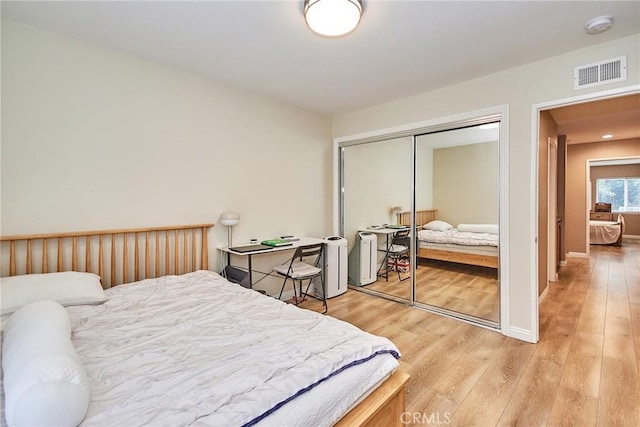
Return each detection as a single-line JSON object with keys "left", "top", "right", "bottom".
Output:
{"left": 602, "top": 134, "right": 614, "bottom": 139}
{"left": 586, "top": 15, "right": 613, "bottom": 35}
{"left": 304, "top": 0, "right": 363, "bottom": 37}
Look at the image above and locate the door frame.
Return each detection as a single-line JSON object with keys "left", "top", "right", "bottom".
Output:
{"left": 548, "top": 137, "right": 558, "bottom": 283}
{"left": 531, "top": 84, "right": 640, "bottom": 343}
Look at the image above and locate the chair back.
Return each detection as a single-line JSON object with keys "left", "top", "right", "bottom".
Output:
{"left": 392, "top": 229, "right": 411, "bottom": 247}
{"left": 294, "top": 243, "right": 324, "bottom": 264}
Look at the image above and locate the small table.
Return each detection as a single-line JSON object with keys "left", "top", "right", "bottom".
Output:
{"left": 219, "top": 237, "right": 325, "bottom": 289}
{"left": 359, "top": 227, "right": 409, "bottom": 281}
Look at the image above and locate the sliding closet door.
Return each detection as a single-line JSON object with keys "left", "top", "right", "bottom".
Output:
{"left": 414, "top": 124, "right": 500, "bottom": 325}
{"left": 341, "top": 137, "right": 412, "bottom": 301}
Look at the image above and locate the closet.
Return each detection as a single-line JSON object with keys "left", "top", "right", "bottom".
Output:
{"left": 338, "top": 107, "right": 508, "bottom": 329}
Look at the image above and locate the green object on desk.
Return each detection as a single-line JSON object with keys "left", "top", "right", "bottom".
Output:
{"left": 261, "top": 239, "right": 293, "bottom": 247}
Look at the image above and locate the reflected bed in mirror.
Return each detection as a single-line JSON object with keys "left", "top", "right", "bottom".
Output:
{"left": 398, "top": 210, "right": 499, "bottom": 269}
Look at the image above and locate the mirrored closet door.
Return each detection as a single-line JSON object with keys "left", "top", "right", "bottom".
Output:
{"left": 339, "top": 111, "right": 504, "bottom": 329}
{"left": 341, "top": 137, "right": 413, "bottom": 302}
{"left": 414, "top": 124, "right": 500, "bottom": 325}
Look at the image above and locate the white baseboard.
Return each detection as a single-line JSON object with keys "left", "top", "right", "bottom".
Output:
{"left": 623, "top": 234, "right": 640, "bottom": 240}
{"left": 567, "top": 252, "right": 589, "bottom": 258}
{"left": 560, "top": 260, "right": 567, "bottom": 266}
{"left": 538, "top": 286, "right": 549, "bottom": 303}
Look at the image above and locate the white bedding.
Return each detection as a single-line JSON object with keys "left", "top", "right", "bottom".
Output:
{"left": 589, "top": 220, "right": 621, "bottom": 245}
{"left": 418, "top": 228, "right": 499, "bottom": 247}
{"left": 1, "top": 270, "right": 400, "bottom": 427}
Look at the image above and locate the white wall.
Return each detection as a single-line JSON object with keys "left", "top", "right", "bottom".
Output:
{"left": 433, "top": 141, "right": 498, "bottom": 225}
{"left": 1, "top": 20, "right": 333, "bottom": 295}
{"left": 333, "top": 34, "right": 640, "bottom": 341}
{"left": 342, "top": 137, "right": 412, "bottom": 248}
{"left": 416, "top": 145, "right": 433, "bottom": 212}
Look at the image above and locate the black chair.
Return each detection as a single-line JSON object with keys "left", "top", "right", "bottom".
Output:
{"left": 274, "top": 243, "right": 327, "bottom": 314}
{"left": 386, "top": 229, "right": 410, "bottom": 281}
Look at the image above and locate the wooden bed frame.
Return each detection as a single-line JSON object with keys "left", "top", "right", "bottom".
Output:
{"left": 397, "top": 209, "right": 499, "bottom": 269}
{"left": 1, "top": 224, "right": 409, "bottom": 426}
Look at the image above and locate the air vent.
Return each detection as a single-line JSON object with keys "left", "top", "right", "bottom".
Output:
{"left": 574, "top": 56, "right": 627, "bottom": 90}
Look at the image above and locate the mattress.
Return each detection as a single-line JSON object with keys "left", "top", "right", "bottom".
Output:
{"left": 1, "top": 270, "right": 400, "bottom": 427}
{"left": 589, "top": 220, "right": 621, "bottom": 245}
{"left": 417, "top": 228, "right": 499, "bottom": 247}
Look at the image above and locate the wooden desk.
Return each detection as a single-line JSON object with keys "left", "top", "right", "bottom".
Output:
{"left": 219, "top": 237, "right": 325, "bottom": 288}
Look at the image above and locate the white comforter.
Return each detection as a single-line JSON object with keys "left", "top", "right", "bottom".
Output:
{"left": 589, "top": 220, "right": 621, "bottom": 244}
{"left": 418, "top": 228, "right": 499, "bottom": 247}
{"left": 64, "top": 270, "right": 399, "bottom": 426}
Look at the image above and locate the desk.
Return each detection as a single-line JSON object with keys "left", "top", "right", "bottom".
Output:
{"left": 359, "top": 227, "right": 409, "bottom": 281}
{"left": 219, "top": 237, "right": 325, "bottom": 289}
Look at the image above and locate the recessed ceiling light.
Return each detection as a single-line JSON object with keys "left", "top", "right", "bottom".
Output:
{"left": 602, "top": 134, "right": 614, "bottom": 139}
{"left": 586, "top": 15, "right": 613, "bottom": 35}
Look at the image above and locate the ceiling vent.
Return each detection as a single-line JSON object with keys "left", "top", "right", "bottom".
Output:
{"left": 574, "top": 56, "right": 627, "bottom": 90}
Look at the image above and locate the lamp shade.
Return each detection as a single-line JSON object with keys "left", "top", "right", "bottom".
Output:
{"left": 304, "top": 0, "right": 362, "bottom": 37}
{"left": 219, "top": 211, "right": 240, "bottom": 227}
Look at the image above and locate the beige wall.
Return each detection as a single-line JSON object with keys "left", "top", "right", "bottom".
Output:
{"left": 333, "top": 34, "right": 640, "bottom": 340}
{"left": 566, "top": 138, "right": 640, "bottom": 253}
{"left": 433, "top": 142, "right": 498, "bottom": 225}
{"left": 590, "top": 163, "right": 640, "bottom": 236}
{"left": 342, "top": 137, "right": 412, "bottom": 249}
{"left": 1, "top": 20, "right": 333, "bottom": 295}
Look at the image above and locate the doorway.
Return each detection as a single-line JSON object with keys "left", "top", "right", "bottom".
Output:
{"left": 533, "top": 85, "right": 640, "bottom": 340}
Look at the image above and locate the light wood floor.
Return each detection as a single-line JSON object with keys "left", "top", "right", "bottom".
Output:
{"left": 360, "top": 258, "right": 499, "bottom": 322}
{"left": 300, "top": 239, "right": 640, "bottom": 426}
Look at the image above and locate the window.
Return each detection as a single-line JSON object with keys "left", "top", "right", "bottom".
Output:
{"left": 596, "top": 177, "right": 640, "bottom": 212}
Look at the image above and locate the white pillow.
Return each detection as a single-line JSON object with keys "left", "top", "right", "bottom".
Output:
{"left": 1, "top": 271, "right": 107, "bottom": 316}
{"left": 423, "top": 220, "right": 454, "bottom": 231}
{"left": 2, "top": 300, "right": 90, "bottom": 426}
{"left": 457, "top": 223, "right": 499, "bottom": 234}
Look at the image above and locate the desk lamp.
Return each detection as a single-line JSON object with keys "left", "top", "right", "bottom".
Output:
{"left": 391, "top": 206, "right": 403, "bottom": 225}
{"left": 219, "top": 211, "right": 240, "bottom": 247}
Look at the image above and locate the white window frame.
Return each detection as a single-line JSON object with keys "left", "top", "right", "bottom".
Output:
{"left": 595, "top": 177, "right": 640, "bottom": 213}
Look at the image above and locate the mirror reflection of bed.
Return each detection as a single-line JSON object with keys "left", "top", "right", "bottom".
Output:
{"left": 364, "top": 210, "right": 499, "bottom": 322}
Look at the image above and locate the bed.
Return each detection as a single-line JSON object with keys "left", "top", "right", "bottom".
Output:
{"left": 397, "top": 210, "right": 499, "bottom": 269}
{"left": 589, "top": 214, "right": 624, "bottom": 246}
{"left": 0, "top": 224, "right": 408, "bottom": 427}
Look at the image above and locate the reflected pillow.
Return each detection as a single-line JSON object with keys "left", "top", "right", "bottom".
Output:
{"left": 1, "top": 271, "right": 106, "bottom": 316}
{"left": 423, "top": 220, "right": 454, "bottom": 231}
{"left": 457, "top": 224, "right": 499, "bottom": 234}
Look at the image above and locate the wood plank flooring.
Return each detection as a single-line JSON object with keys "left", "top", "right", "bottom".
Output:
{"left": 299, "top": 239, "right": 640, "bottom": 425}
{"left": 362, "top": 258, "right": 499, "bottom": 322}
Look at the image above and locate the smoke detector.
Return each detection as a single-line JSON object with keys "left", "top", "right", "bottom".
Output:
{"left": 586, "top": 16, "right": 613, "bottom": 35}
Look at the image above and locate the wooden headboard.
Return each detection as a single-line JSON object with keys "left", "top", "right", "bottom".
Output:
{"left": 0, "top": 224, "right": 214, "bottom": 288}
{"left": 397, "top": 210, "right": 437, "bottom": 227}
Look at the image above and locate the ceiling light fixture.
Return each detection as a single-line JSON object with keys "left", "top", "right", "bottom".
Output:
{"left": 602, "top": 134, "right": 614, "bottom": 139}
{"left": 304, "top": 0, "right": 363, "bottom": 37}
{"left": 585, "top": 15, "right": 613, "bottom": 35}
